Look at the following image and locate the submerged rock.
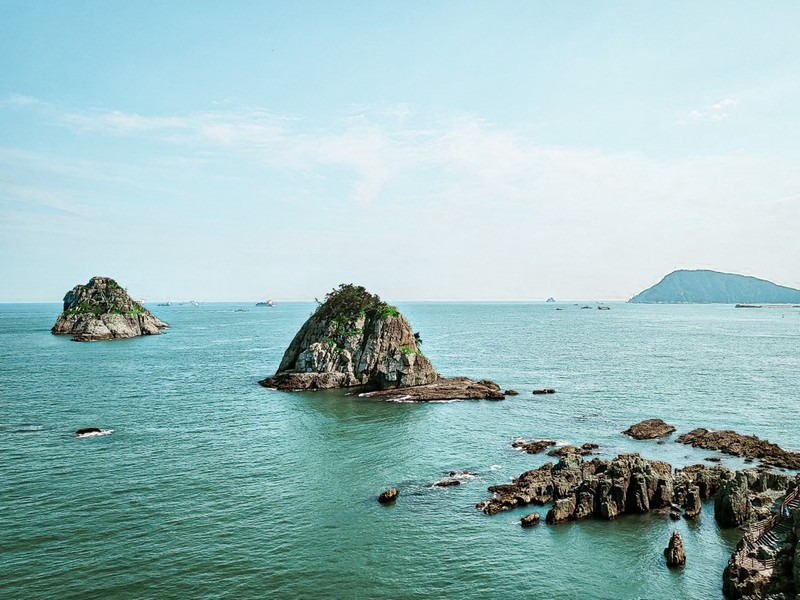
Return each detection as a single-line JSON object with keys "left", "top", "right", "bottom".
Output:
{"left": 664, "top": 531, "right": 686, "bottom": 567}
{"left": 532, "top": 388, "right": 556, "bottom": 395}
{"left": 52, "top": 277, "right": 168, "bottom": 341}
{"left": 260, "top": 284, "right": 502, "bottom": 401}
{"left": 623, "top": 418, "right": 676, "bottom": 440}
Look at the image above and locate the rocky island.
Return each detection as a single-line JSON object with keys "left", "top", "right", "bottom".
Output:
{"left": 259, "top": 284, "right": 504, "bottom": 401}
{"left": 52, "top": 276, "right": 168, "bottom": 341}
{"left": 629, "top": 269, "right": 800, "bottom": 304}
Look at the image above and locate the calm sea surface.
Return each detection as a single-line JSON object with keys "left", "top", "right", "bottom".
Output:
{"left": 2, "top": 302, "right": 798, "bottom": 599}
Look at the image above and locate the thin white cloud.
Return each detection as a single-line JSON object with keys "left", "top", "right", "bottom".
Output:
{"left": 685, "top": 97, "right": 739, "bottom": 122}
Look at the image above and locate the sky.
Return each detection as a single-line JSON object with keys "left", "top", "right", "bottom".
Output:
{"left": 1, "top": 0, "right": 799, "bottom": 302}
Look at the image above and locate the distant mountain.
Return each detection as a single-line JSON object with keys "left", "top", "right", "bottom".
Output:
{"left": 628, "top": 270, "right": 800, "bottom": 304}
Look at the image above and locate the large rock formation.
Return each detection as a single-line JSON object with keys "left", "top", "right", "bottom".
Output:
{"left": 51, "top": 276, "right": 168, "bottom": 341}
{"left": 677, "top": 428, "right": 800, "bottom": 470}
{"left": 629, "top": 269, "right": 800, "bottom": 304}
{"left": 260, "top": 284, "right": 504, "bottom": 400}
{"left": 476, "top": 453, "right": 678, "bottom": 518}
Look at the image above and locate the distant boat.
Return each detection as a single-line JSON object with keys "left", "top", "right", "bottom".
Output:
{"left": 157, "top": 302, "right": 171, "bottom": 306}
{"left": 189, "top": 301, "right": 199, "bottom": 306}
{"left": 256, "top": 300, "right": 276, "bottom": 307}
{"left": 597, "top": 305, "right": 611, "bottom": 310}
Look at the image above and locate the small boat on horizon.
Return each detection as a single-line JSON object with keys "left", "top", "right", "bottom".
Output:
{"left": 256, "top": 300, "right": 276, "bottom": 307}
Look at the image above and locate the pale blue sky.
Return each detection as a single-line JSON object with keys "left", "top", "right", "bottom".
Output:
{"left": 2, "top": 1, "right": 799, "bottom": 301}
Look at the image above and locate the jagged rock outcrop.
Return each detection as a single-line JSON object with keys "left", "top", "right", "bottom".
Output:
{"left": 51, "top": 276, "right": 168, "bottom": 341}
{"left": 623, "top": 418, "right": 676, "bottom": 440}
{"left": 716, "top": 472, "right": 755, "bottom": 527}
{"left": 476, "top": 453, "right": 674, "bottom": 518}
{"left": 677, "top": 428, "right": 800, "bottom": 470}
{"left": 665, "top": 531, "right": 686, "bottom": 567}
{"left": 261, "top": 284, "right": 504, "bottom": 400}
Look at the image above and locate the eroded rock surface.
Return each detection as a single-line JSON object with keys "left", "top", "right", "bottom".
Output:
{"left": 51, "top": 276, "right": 168, "bottom": 341}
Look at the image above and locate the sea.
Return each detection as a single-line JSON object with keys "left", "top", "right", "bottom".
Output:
{"left": 2, "top": 301, "right": 798, "bottom": 600}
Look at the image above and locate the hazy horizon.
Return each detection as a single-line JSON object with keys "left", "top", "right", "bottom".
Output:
{"left": 3, "top": 1, "right": 799, "bottom": 302}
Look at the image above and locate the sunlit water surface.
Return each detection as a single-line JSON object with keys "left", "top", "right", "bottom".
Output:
{"left": 2, "top": 302, "right": 798, "bottom": 599}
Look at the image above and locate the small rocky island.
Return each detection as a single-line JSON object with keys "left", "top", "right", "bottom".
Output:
{"left": 52, "top": 276, "right": 168, "bottom": 341}
{"left": 260, "top": 284, "right": 504, "bottom": 401}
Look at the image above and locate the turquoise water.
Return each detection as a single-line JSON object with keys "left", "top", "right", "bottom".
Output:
{"left": 2, "top": 302, "right": 798, "bottom": 599}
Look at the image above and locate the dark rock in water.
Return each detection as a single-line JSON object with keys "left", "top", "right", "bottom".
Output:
{"left": 520, "top": 513, "right": 541, "bottom": 527}
{"left": 676, "top": 428, "right": 800, "bottom": 470}
{"left": 664, "top": 531, "right": 686, "bottom": 567}
{"left": 378, "top": 488, "right": 399, "bottom": 504}
{"left": 504, "top": 389, "right": 519, "bottom": 396}
{"left": 432, "top": 479, "right": 461, "bottom": 488}
{"left": 623, "top": 418, "right": 676, "bottom": 440}
{"left": 75, "top": 427, "right": 102, "bottom": 436}
{"left": 260, "top": 284, "right": 501, "bottom": 400}
{"left": 52, "top": 277, "right": 168, "bottom": 341}
{"left": 532, "top": 388, "right": 556, "bottom": 395}
{"left": 704, "top": 456, "right": 722, "bottom": 462}
{"left": 359, "top": 377, "right": 504, "bottom": 402}
{"left": 669, "top": 508, "right": 682, "bottom": 521}
{"left": 512, "top": 439, "right": 557, "bottom": 454}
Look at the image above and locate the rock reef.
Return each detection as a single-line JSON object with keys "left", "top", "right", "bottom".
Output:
{"left": 52, "top": 277, "right": 168, "bottom": 341}
{"left": 677, "top": 428, "right": 800, "bottom": 470}
{"left": 260, "top": 284, "right": 504, "bottom": 401}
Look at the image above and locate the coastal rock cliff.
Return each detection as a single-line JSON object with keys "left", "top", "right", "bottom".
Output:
{"left": 261, "top": 284, "right": 438, "bottom": 391}
{"left": 51, "top": 277, "right": 168, "bottom": 341}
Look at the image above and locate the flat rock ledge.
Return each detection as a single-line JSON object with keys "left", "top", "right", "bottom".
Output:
{"left": 677, "top": 428, "right": 800, "bottom": 470}
{"left": 359, "top": 377, "right": 505, "bottom": 402}
{"left": 623, "top": 418, "right": 677, "bottom": 440}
